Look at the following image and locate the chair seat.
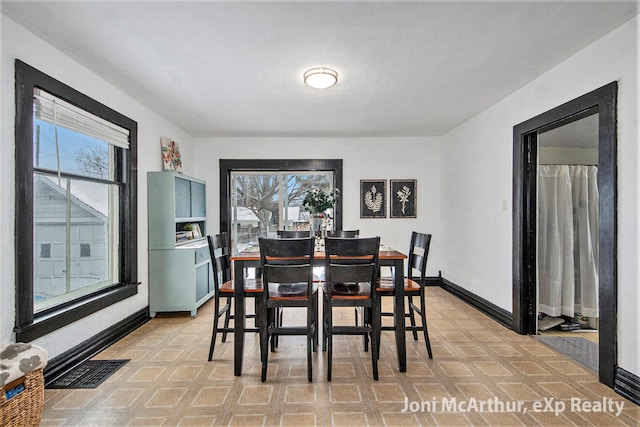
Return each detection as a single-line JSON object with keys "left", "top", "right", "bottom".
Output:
{"left": 219, "top": 277, "right": 263, "bottom": 293}
{"left": 268, "top": 283, "right": 319, "bottom": 300}
{"left": 322, "top": 282, "right": 371, "bottom": 299}
{"left": 376, "top": 277, "right": 421, "bottom": 292}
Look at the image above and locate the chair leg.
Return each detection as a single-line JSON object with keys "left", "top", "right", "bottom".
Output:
{"left": 208, "top": 296, "right": 222, "bottom": 361}
{"left": 312, "top": 293, "right": 319, "bottom": 352}
{"left": 408, "top": 295, "right": 419, "bottom": 341}
{"left": 326, "top": 301, "right": 333, "bottom": 381}
{"left": 269, "top": 308, "right": 277, "bottom": 353}
{"left": 322, "top": 296, "right": 329, "bottom": 352}
{"left": 221, "top": 296, "right": 232, "bottom": 342}
{"left": 307, "top": 301, "right": 313, "bottom": 382}
{"left": 371, "top": 297, "right": 380, "bottom": 380}
{"left": 260, "top": 301, "right": 270, "bottom": 382}
{"left": 362, "top": 307, "right": 369, "bottom": 352}
{"left": 420, "top": 291, "right": 433, "bottom": 359}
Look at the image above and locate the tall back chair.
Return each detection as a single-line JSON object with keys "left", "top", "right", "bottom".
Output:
{"left": 326, "top": 230, "right": 359, "bottom": 238}
{"left": 259, "top": 237, "right": 318, "bottom": 382}
{"left": 377, "top": 231, "right": 433, "bottom": 358}
{"left": 323, "top": 236, "right": 381, "bottom": 381}
{"left": 207, "top": 232, "right": 263, "bottom": 361}
{"left": 277, "top": 230, "right": 311, "bottom": 238}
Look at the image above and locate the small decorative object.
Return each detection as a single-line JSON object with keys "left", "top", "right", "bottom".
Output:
{"left": 161, "top": 136, "right": 183, "bottom": 173}
{"left": 176, "top": 231, "right": 191, "bottom": 242}
{"left": 391, "top": 179, "right": 417, "bottom": 218}
{"left": 303, "top": 188, "right": 337, "bottom": 238}
{"left": 192, "top": 224, "right": 202, "bottom": 239}
{"left": 360, "top": 180, "right": 386, "bottom": 218}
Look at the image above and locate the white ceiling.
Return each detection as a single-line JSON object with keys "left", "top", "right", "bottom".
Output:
{"left": 2, "top": 1, "right": 638, "bottom": 138}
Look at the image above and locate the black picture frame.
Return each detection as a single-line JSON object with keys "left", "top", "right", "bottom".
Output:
{"left": 390, "top": 179, "right": 417, "bottom": 218}
{"left": 360, "top": 180, "right": 386, "bottom": 218}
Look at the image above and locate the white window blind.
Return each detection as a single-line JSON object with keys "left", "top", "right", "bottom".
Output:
{"left": 33, "top": 88, "right": 130, "bottom": 149}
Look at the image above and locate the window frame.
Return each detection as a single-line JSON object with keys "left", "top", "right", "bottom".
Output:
{"left": 14, "top": 60, "right": 139, "bottom": 342}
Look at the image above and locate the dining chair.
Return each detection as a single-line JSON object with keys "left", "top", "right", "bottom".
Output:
{"left": 376, "top": 231, "right": 433, "bottom": 358}
{"left": 258, "top": 236, "right": 318, "bottom": 382}
{"left": 277, "top": 230, "right": 311, "bottom": 238}
{"left": 326, "top": 229, "right": 359, "bottom": 238}
{"left": 323, "top": 236, "right": 381, "bottom": 381}
{"left": 207, "top": 232, "right": 263, "bottom": 361}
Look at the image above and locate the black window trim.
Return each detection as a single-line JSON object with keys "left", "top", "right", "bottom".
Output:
{"left": 14, "top": 59, "right": 139, "bottom": 342}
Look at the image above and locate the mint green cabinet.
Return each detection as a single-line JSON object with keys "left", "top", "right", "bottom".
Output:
{"left": 147, "top": 172, "right": 213, "bottom": 316}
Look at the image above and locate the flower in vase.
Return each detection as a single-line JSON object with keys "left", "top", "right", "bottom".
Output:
{"left": 302, "top": 188, "right": 338, "bottom": 215}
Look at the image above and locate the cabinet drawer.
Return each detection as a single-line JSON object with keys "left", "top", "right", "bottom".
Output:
{"left": 195, "top": 246, "right": 210, "bottom": 264}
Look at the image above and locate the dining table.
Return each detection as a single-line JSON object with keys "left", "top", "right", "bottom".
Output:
{"left": 231, "top": 243, "right": 408, "bottom": 376}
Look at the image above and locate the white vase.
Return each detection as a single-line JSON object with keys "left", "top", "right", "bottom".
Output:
{"left": 309, "top": 213, "right": 325, "bottom": 238}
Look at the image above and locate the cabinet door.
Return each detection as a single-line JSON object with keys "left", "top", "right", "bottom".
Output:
{"left": 195, "top": 263, "right": 209, "bottom": 302}
{"left": 175, "top": 177, "right": 192, "bottom": 219}
{"left": 191, "top": 181, "right": 206, "bottom": 218}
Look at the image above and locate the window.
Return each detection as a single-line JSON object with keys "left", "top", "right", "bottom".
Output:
{"left": 40, "top": 243, "right": 51, "bottom": 259}
{"left": 231, "top": 171, "right": 334, "bottom": 252}
{"left": 80, "top": 244, "right": 91, "bottom": 258}
{"left": 220, "top": 159, "right": 343, "bottom": 254}
{"left": 14, "top": 60, "right": 139, "bottom": 342}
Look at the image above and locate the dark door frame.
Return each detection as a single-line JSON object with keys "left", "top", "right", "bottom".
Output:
{"left": 512, "top": 82, "right": 618, "bottom": 387}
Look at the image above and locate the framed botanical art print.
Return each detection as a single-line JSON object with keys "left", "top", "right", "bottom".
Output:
{"left": 391, "top": 179, "right": 417, "bottom": 218}
{"left": 360, "top": 180, "right": 386, "bottom": 218}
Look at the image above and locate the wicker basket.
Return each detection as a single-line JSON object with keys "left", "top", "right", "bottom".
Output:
{"left": 0, "top": 368, "right": 44, "bottom": 427}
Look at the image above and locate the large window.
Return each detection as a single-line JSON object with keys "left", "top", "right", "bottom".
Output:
{"left": 231, "top": 171, "right": 334, "bottom": 252}
{"left": 220, "top": 160, "right": 343, "bottom": 254}
{"left": 15, "top": 60, "right": 138, "bottom": 341}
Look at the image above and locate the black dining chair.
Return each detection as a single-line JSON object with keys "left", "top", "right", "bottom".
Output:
{"left": 207, "top": 232, "right": 263, "bottom": 361}
{"left": 376, "top": 231, "right": 433, "bottom": 358}
{"left": 323, "top": 236, "right": 381, "bottom": 381}
{"left": 259, "top": 237, "right": 318, "bottom": 382}
{"left": 326, "top": 229, "right": 359, "bottom": 238}
{"left": 277, "top": 230, "right": 311, "bottom": 238}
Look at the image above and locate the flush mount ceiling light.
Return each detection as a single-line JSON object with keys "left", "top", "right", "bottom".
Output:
{"left": 303, "top": 67, "right": 338, "bottom": 89}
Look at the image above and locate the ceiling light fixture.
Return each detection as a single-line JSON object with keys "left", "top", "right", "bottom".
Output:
{"left": 303, "top": 67, "right": 338, "bottom": 89}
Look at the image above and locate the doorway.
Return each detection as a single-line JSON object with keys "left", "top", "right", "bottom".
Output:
{"left": 536, "top": 112, "right": 600, "bottom": 372}
{"left": 512, "top": 82, "right": 617, "bottom": 387}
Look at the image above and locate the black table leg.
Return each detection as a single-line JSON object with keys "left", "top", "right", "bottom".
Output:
{"left": 234, "top": 260, "right": 245, "bottom": 376}
{"left": 393, "top": 258, "right": 407, "bottom": 372}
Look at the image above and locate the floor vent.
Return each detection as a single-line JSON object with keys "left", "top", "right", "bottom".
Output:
{"left": 47, "top": 359, "right": 129, "bottom": 389}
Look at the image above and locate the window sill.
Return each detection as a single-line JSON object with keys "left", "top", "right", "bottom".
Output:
{"left": 15, "top": 284, "right": 140, "bottom": 342}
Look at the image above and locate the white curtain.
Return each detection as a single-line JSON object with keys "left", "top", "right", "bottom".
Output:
{"left": 537, "top": 165, "right": 599, "bottom": 318}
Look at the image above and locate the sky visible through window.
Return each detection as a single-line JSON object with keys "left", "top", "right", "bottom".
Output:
{"left": 34, "top": 118, "right": 109, "bottom": 180}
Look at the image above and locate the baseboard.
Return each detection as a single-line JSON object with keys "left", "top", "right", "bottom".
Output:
{"left": 43, "top": 308, "right": 150, "bottom": 386}
{"left": 438, "top": 276, "right": 513, "bottom": 329}
{"left": 615, "top": 367, "right": 640, "bottom": 406}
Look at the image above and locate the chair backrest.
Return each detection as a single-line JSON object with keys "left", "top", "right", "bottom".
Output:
{"left": 207, "top": 232, "right": 232, "bottom": 291}
{"left": 323, "top": 236, "right": 380, "bottom": 298}
{"left": 259, "top": 237, "right": 315, "bottom": 299}
{"left": 277, "top": 230, "right": 312, "bottom": 238}
{"left": 408, "top": 232, "right": 432, "bottom": 284}
{"left": 326, "top": 229, "right": 359, "bottom": 238}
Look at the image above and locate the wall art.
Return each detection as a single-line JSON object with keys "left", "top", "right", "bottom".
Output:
{"left": 390, "top": 179, "right": 417, "bottom": 218}
{"left": 360, "top": 180, "right": 386, "bottom": 218}
{"left": 161, "top": 136, "right": 183, "bottom": 173}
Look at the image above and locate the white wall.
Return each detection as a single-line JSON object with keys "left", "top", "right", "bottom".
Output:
{"left": 0, "top": 16, "right": 195, "bottom": 358}
{"left": 193, "top": 136, "right": 443, "bottom": 276}
{"left": 441, "top": 17, "right": 638, "bottom": 375}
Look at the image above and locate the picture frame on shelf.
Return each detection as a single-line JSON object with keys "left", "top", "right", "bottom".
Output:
{"left": 360, "top": 180, "right": 386, "bottom": 218}
{"left": 390, "top": 179, "right": 417, "bottom": 218}
{"left": 192, "top": 223, "right": 202, "bottom": 239}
